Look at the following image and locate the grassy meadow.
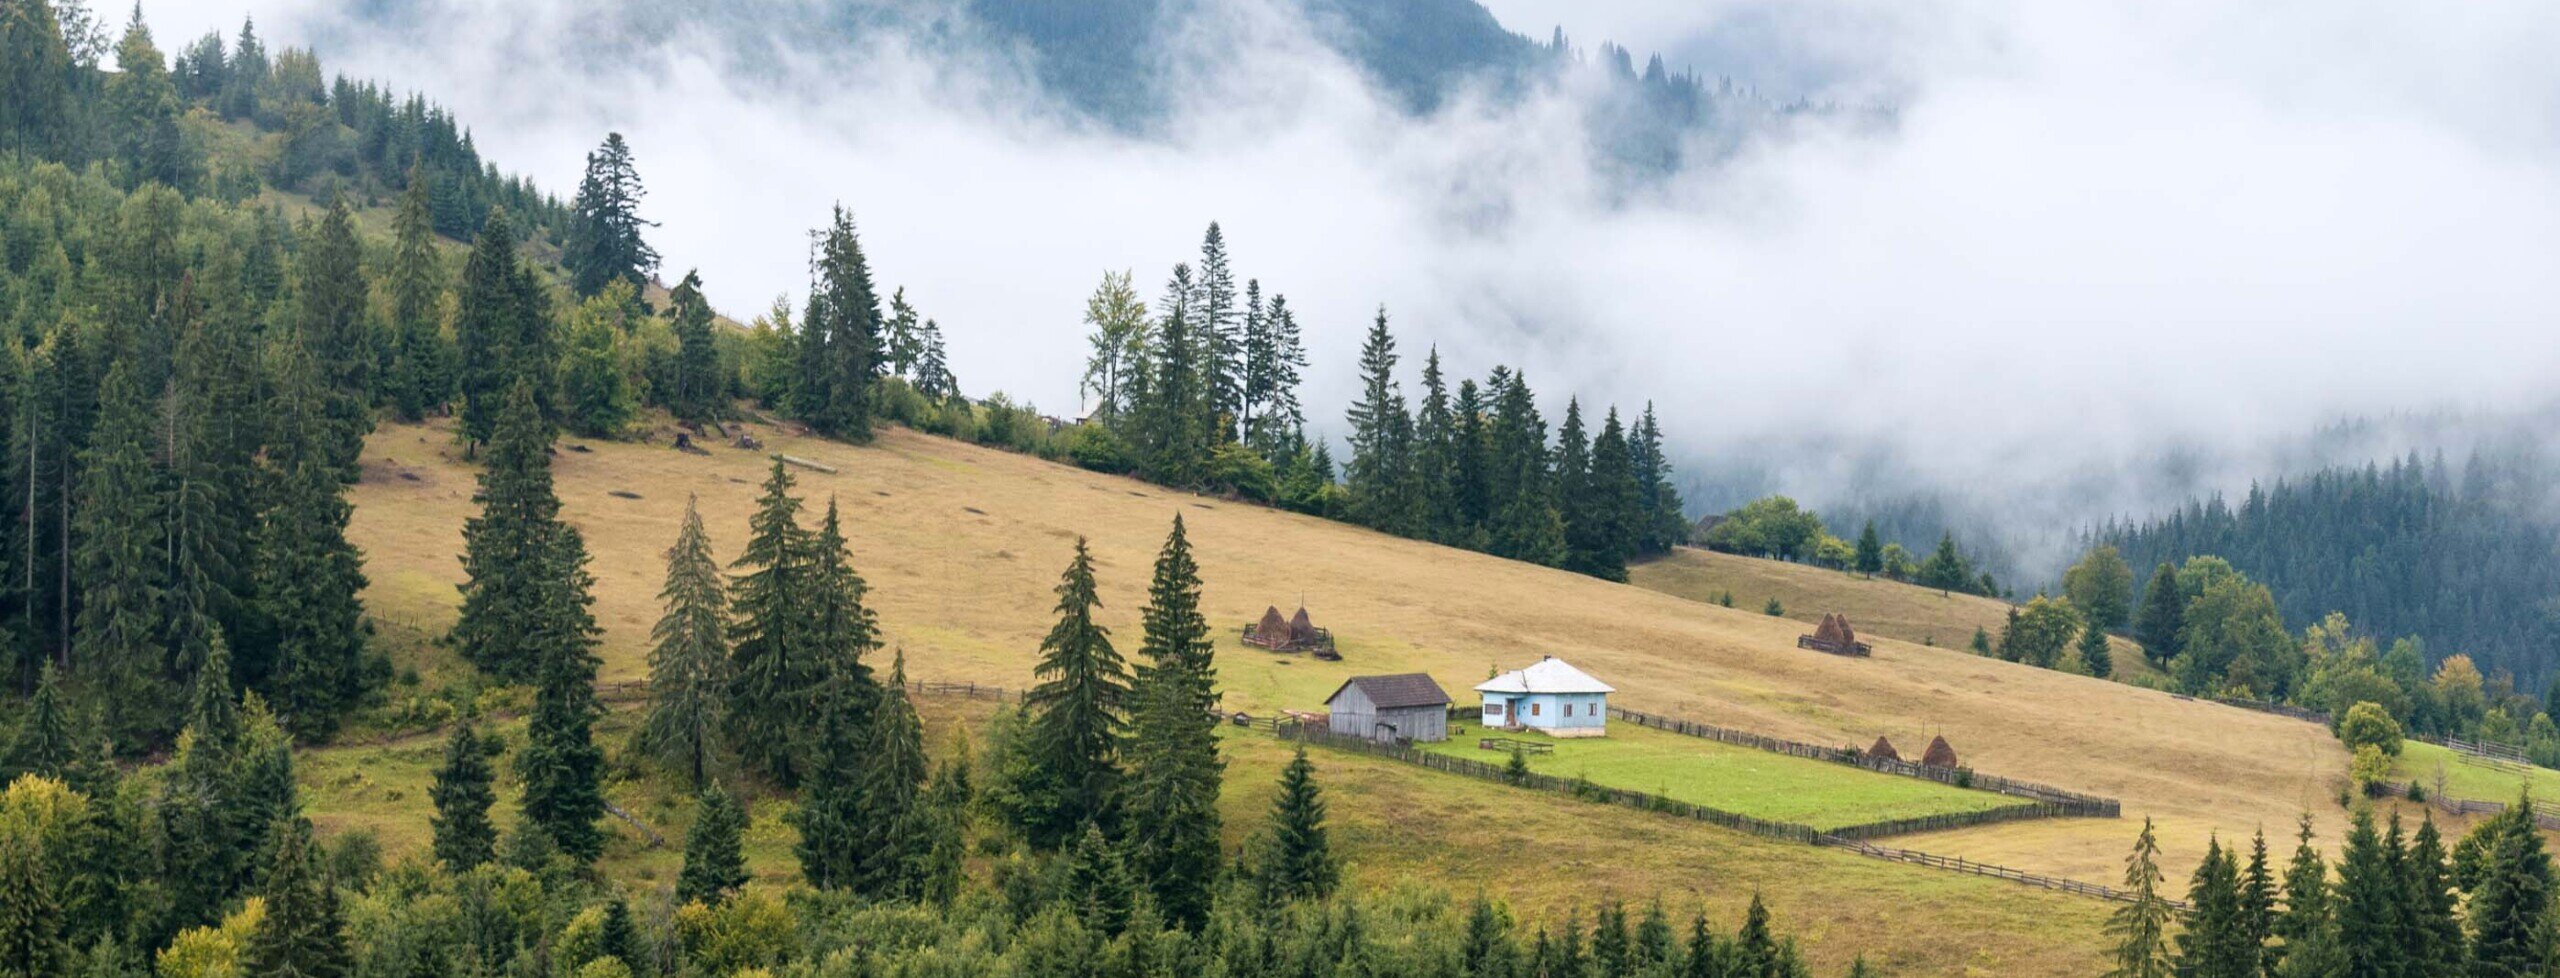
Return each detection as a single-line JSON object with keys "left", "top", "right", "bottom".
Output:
{"left": 2393, "top": 741, "right": 2560, "bottom": 806}
{"left": 330, "top": 413, "right": 2385, "bottom": 967}
{"left": 1412, "top": 722, "right": 2022, "bottom": 830}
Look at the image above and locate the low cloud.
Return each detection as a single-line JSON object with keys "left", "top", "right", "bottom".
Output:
{"left": 139, "top": 0, "right": 2560, "bottom": 565}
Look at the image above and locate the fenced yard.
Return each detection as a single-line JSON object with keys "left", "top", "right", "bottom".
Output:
{"left": 1415, "top": 720, "right": 2029, "bottom": 832}
{"left": 2394, "top": 740, "right": 2560, "bottom": 807}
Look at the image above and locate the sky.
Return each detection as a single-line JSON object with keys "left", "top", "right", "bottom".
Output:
{"left": 128, "top": 0, "right": 2560, "bottom": 562}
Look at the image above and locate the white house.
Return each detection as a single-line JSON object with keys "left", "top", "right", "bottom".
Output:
{"left": 1475, "top": 657, "right": 1614, "bottom": 737}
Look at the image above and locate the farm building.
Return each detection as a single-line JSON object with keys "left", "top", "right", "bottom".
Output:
{"left": 1476, "top": 657, "right": 1615, "bottom": 738}
{"left": 1323, "top": 673, "right": 1452, "bottom": 743}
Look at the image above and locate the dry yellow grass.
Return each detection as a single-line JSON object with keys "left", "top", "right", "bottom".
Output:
{"left": 341, "top": 415, "right": 2363, "bottom": 963}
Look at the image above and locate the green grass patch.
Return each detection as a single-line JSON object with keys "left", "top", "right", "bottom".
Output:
{"left": 1413, "top": 721, "right": 2023, "bottom": 831}
{"left": 2393, "top": 740, "right": 2560, "bottom": 805}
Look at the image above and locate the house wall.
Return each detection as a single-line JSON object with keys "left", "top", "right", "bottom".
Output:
{"left": 1481, "top": 691, "right": 1609, "bottom": 736}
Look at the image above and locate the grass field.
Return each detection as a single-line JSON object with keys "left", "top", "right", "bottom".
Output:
{"left": 1629, "top": 546, "right": 2164, "bottom": 685}
{"left": 1411, "top": 722, "right": 2021, "bottom": 830}
{"left": 2394, "top": 741, "right": 2560, "bottom": 805}
{"left": 332, "top": 413, "right": 2377, "bottom": 966}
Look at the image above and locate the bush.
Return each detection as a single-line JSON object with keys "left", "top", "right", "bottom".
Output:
{"left": 2351, "top": 744, "right": 2394, "bottom": 797}
{"left": 2338, "top": 701, "right": 2405, "bottom": 757}
{"left": 1763, "top": 598, "right": 1784, "bottom": 617}
{"left": 2407, "top": 781, "right": 2428, "bottom": 803}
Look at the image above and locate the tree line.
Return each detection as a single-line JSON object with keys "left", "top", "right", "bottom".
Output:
{"left": 2101, "top": 453, "right": 2560, "bottom": 694}
{"left": 2103, "top": 802, "right": 2547, "bottom": 978}
{"left": 1074, "top": 225, "right": 1688, "bottom": 582}
{"left": 1695, "top": 495, "right": 2003, "bottom": 599}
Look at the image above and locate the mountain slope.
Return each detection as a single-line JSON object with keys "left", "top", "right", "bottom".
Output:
{"left": 347, "top": 414, "right": 2360, "bottom": 892}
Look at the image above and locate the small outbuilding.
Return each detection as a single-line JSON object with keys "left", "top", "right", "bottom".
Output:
{"left": 1324, "top": 673, "right": 1453, "bottom": 743}
{"left": 1476, "top": 657, "right": 1615, "bottom": 738}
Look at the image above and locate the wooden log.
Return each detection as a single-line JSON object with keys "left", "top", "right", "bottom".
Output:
{"left": 773, "top": 453, "right": 839, "bottom": 474}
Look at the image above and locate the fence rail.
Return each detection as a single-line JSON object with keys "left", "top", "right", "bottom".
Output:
{"left": 1608, "top": 707, "right": 2120, "bottom": 818}
{"left": 1817, "top": 837, "right": 2187, "bottom": 910}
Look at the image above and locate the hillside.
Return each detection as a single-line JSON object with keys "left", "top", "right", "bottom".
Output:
{"left": 343, "top": 416, "right": 2367, "bottom": 909}
{"left": 1629, "top": 546, "right": 2162, "bottom": 683}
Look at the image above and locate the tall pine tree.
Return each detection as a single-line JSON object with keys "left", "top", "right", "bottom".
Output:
{"left": 562, "top": 132, "right": 659, "bottom": 299}
{"left": 429, "top": 721, "right": 496, "bottom": 871}
{"left": 1123, "top": 515, "right": 1222, "bottom": 930}
{"left": 1015, "top": 537, "right": 1130, "bottom": 850}
{"left": 255, "top": 338, "right": 370, "bottom": 739}
{"left": 643, "top": 495, "right": 729, "bottom": 789}
{"left": 728, "top": 461, "right": 814, "bottom": 785}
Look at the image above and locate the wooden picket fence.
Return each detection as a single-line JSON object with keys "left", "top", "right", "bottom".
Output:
{"left": 1817, "top": 837, "right": 2187, "bottom": 910}
{"left": 1609, "top": 707, "right": 2120, "bottom": 818}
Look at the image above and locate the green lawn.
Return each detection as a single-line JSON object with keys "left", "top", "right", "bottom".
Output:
{"left": 2393, "top": 741, "right": 2560, "bottom": 805}
{"left": 1412, "top": 721, "right": 2024, "bottom": 831}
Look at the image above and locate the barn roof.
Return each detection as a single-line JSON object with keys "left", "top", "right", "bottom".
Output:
{"left": 1326, "top": 673, "right": 1453, "bottom": 710}
{"left": 1474, "top": 657, "right": 1616, "bottom": 695}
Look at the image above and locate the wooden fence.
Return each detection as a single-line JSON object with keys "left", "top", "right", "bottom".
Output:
{"left": 2415, "top": 789, "right": 2560, "bottom": 831}
{"left": 1609, "top": 707, "right": 2120, "bottom": 818}
{"left": 1817, "top": 837, "right": 2187, "bottom": 910}
{"left": 1476, "top": 736, "right": 1554, "bottom": 756}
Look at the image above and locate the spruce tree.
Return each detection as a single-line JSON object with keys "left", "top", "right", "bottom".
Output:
{"left": 453, "top": 381, "right": 566, "bottom": 682}
{"left": 1123, "top": 515, "right": 1222, "bottom": 930}
{"left": 1016, "top": 537, "right": 1130, "bottom": 849}
{"left": 1065, "top": 823, "right": 1134, "bottom": 936}
{"left": 1135, "top": 301, "right": 1209, "bottom": 486}
{"left": 2333, "top": 809, "right": 2408, "bottom": 978}
{"left": 805, "top": 497, "right": 880, "bottom": 715}
{"left": 2105, "top": 818, "right": 2173, "bottom": 978}
{"left": 1194, "top": 223, "right": 1242, "bottom": 432}
{"left": 0, "top": 832, "right": 62, "bottom": 978}
{"left": 2135, "top": 562, "right": 2186, "bottom": 668}
{"left": 2238, "top": 830, "right": 2277, "bottom": 978}
{"left": 2274, "top": 815, "right": 2341, "bottom": 978}
{"left": 854, "top": 650, "right": 930, "bottom": 898}
{"left": 644, "top": 496, "right": 730, "bottom": 789}
{"left": 563, "top": 133, "right": 659, "bottom": 298}
{"left": 678, "top": 782, "right": 748, "bottom": 905}
{"left": 1854, "top": 522, "right": 1884, "bottom": 576}
{"left": 2468, "top": 798, "right": 2551, "bottom": 978}
{"left": 452, "top": 210, "right": 547, "bottom": 448}
{"left": 296, "top": 195, "right": 374, "bottom": 474}
{"left": 239, "top": 818, "right": 352, "bottom": 978}
{"left": 1344, "top": 309, "right": 1414, "bottom": 535}
{"left": 2403, "top": 817, "right": 2461, "bottom": 978}
{"left": 162, "top": 283, "right": 255, "bottom": 698}
{"left": 2080, "top": 621, "right": 2115, "bottom": 679}
{"left": 70, "top": 360, "right": 164, "bottom": 741}
{"left": 1257, "top": 746, "right": 1337, "bottom": 903}
{"left": 387, "top": 168, "right": 451, "bottom": 422}
{"left": 2174, "top": 838, "right": 2249, "bottom": 978}
{"left": 1578, "top": 407, "right": 1641, "bottom": 582}
{"left": 794, "top": 206, "right": 884, "bottom": 440}
{"left": 1633, "top": 404, "right": 1686, "bottom": 556}
{"left": 667, "top": 270, "right": 721, "bottom": 421}
{"left": 516, "top": 521, "right": 607, "bottom": 864}
{"left": 429, "top": 721, "right": 497, "bottom": 871}
{"left": 158, "top": 636, "right": 248, "bottom": 922}
{"left": 1413, "top": 349, "right": 1458, "bottom": 543}
{"left": 792, "top": 655, "right": 866, "bottom": 891}
{"left": 728, "top": 461, "right": 814, "bottom": 784}
{"left": 256, "top": 338, "right": 370, "bottom": 739}
{"left": 3, "top": 663, "right": 71, "bottom": 778}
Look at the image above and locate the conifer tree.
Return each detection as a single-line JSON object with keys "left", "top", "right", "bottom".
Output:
{"left": 1245, "top": 291, "right": 1307, "bottom": 455}
{"left": 806, "top": 497, "right": 879, "bottom": 707}
{"left": 70, "top": 360, "right": 163, "bottom": 739}
{"left": 2468, "top": 798, "right": 2551, "bottom": 977}
{"left": 2175, "top": 838, "right": 2250, "bottom": 978}
{"left": 1135, "top": 302, "right": 1209, "bottom": 486}
{"left": 2403, "top": 817, "right": 2461, "bottom": 978}
{"left": 164, "top": 294, "right": 260, "bottom": 698}
{"left": 1486, "top": 370, "right": 1566, "bottom": 567}
{"left": 2334, "top": 809, "right": 2408, "bottom": 977}
{"left": 729, "top": 461, "right": 814, "bottom": 784}
{"left": 1065, "top": 823, "right": 1134, "bottom": 936}
{"left": 854, "top": 650, "right": 930, "bottom": 898}
{"left": 516, "top": 537, "right": 606, "bottom": 864}
{"left": 1577, "top": 407, "right": 1641, "bottom": 582}
{"left": 1257, "top": 746, "right": 1337, "bottom": 903}
{"left": 2135, "top": 562, "right": 2186, "bottom": 668}
{"left": 666, "top": 269, "right": 721, "bottom": 421}
{"left": 1123, "top": 515, "right": 1222, "bottom": 930}
{"left": 0, "top": 831, "right": 62, "bottom": 978}
{"left": 453, "top": 210, "right": 547, "bottom": 448}
{"left": 429, "top": 721, "right": 497, "bottom": 871}
{"left": 453, "top": 381, "right": 566, "bottom": 682}
{"left": 1344, "top": 309, "right": 1415, "bottom": 535}
{"left": 2274, "top": 816, "right": 2341, "bottom": 978}
{"left": 1194, "top": 223, "right": 1242, "bottom": 432}
{"left": 387, "top": 169, "right": 451, "bottom": 422}
{"left": 256, "top": 338, "right": 370, "bottom": 738}
{"left": 103, "top": 12, "right": 189, "bottom": 186}
{"left": 678, "top": 781, "right": 748, "bottom": 905}
{"left": 792, "top": 656, "right": 866, "bottom": 892}
{"left": 2238, "top": 830, "right": 2277, "bottom": 978}
{"left": 158, "top": 636, "right": 248, "bottom": 921}
{"left": 643, "top": 496, "right": 730, "bottom": 789}
{"left": 2105, "top": 818, "right": 2174, "bottom": 978}
{"left": 239, "top": 818, "right": 352, "bottom": 978}
{"left": 3, "top": 663, "right": 70, "bottom": 779}
{"left": 2080, "top": 621, "right": 2115, "bottom": 679}
{"left": 563, "top": 132, "right": 658, "bottom": 299}
{"left": 297, "top": 195, "right": 374, "bottom": 474}
{"left": 1016, "top": 537, "right": 1130, "bottom": 849}
{"left": 1632, "top": 404, "right": 1686, "bottom": 555}
{"left": 911, "top": 319, "right": 957, "bottom": 402}
{"left": 794, "top": 206, "right": 885, "bottom": 440}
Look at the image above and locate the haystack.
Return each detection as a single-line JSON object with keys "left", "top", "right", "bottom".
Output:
{"left": 1921, "top": 734, "right": 1959, "bottom": 769}
{"left": 1867, "top": 736, "right": 1901, "bottom": 762}
{"left": 1289, "top": 606, "right": 1318, "bottom": 644}
{"left": 1253, "top": 606, "right": 1289, "bottom": 643}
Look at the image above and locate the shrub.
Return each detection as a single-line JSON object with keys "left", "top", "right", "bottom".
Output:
{"left": 2338, "top": 701, "right": 2404, "bottom": 757}
{"left": 2407, "top": 781, "right": 2428, "bottom": 803}
{"left": 1763, "top": 598, "right": 1784, "bottom": 617}
{"left": 2350, "top": 744, "right": 2394, "bottom": 797}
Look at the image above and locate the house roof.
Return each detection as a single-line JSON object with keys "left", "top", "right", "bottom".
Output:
{"left": 1325, "top": 673, "right": 1452, "bottom": 710}
{"left": 1474, "top": 657, "right": 1616, "bottom": 695}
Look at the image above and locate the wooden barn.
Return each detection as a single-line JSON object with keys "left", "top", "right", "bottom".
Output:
{"left": 1244, "top": 605, "right": 1338, "bottom": 658}
{"left": 1324, "top": 673, "right": 1452, "bottom": 743}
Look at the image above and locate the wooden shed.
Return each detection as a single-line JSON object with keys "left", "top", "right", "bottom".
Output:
{"left": 1324, "top": 673, "right": 1453, "bottom": 743}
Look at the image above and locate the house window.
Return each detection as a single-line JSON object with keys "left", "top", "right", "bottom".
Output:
{"left": 1531, "top": 703, "right": 1542, "bottom": 717}
{"left": 1486, "top": 702, "right": 1504, "bottom": 717}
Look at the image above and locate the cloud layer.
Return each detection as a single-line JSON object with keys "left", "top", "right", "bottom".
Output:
{"left": 137, "top": 0, "right": 2560, "bottom": 560}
